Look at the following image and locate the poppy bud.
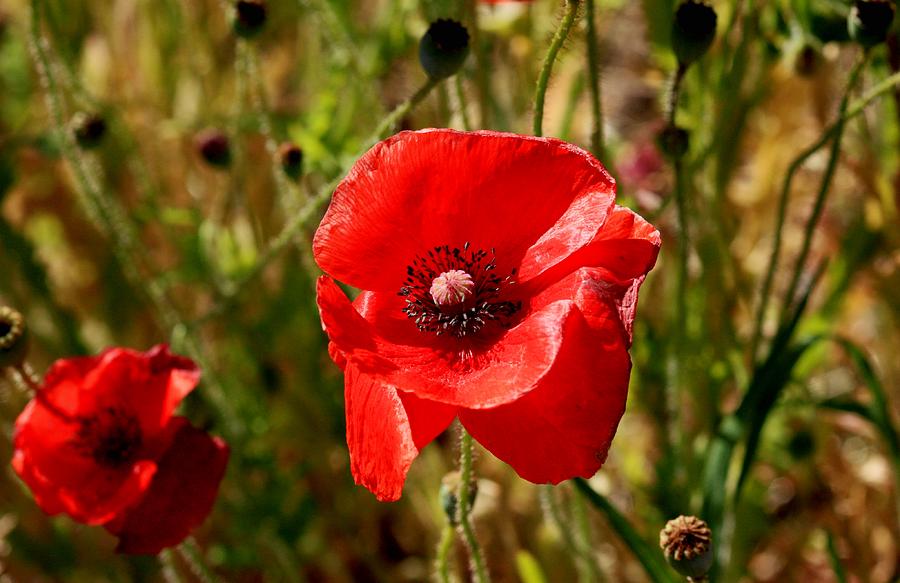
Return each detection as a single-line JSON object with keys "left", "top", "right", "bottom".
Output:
{"left": 439, "top": 471, "right": 478, "bottom": 525}
{"left": 71, "top": 112, "right": 107, "bottom": 150}
{"left": 658, "top": 125, "right": 690, "bottom": 159}
{"left": 278, "top": 142, "right": 304, "bottom": 181}
{"left": 419, "top": 19, "right": 470, "bottom": 80}
{"left": 195, "top": 129, "right": 232, "bottom": 168}
{"left": 793, "top": 43, "right": 821, "bottom": 77}
{"left": 233, "top": 0, "right": 267, "bottom": 39}
{"left": 848, "top": 0, "right": 896, "bottom": 48}
{"left": 0, "top": 306, "right": 29, "bottom": 370}
{"left": 671, "top": 1, "right": 718, "bottom": 67}
{"left": 660, "top": 515, "right": 713, "bottom": 580}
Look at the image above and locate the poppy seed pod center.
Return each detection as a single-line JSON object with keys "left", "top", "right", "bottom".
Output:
{"left": 73, "top": 407, "right": 143, "bottom": 468}
{"left": 430, "top": 270, "right": 475, "bottom": 306}
{"left": 399, "top": 243, "right": 521, "bottom": 338}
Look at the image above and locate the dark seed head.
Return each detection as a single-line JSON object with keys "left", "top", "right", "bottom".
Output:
{"left": 672, "top": 1, "right": 718, "bottom": 67}
{"left": 419, "top": 19, "right": 470, "bottom": 80}
{"left": 848, "top": 0, "right": 896, "bottom": 48}
{"left": 0, "top": 306, "right": 28, "bottom": 370}
{"left": 278, "top": 142, "right": 304, "bottom": 181}
{"left": 195, "top": 128, "right": 232, "bottom": 168}
{"left": 234, "top": 0, "right": 268, "bottom": 39}
{"left": 71, "top": 112, "right": 107, "bottom": 150}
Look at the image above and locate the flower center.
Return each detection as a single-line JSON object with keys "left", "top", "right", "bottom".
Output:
{"left": 400, "top": 243, "right": 521, "bottom": 338}
{"left": 72, "top": 407, "right": 143, "bottom": 468}
{"left": 430, "top": 269, "right": 475, "bottom": 306}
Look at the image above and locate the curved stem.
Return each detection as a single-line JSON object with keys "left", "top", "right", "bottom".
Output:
{"left": 777, "top": 54, "right": 869, "bottom": 324}
{"left": 750, "top": 54, "right": 872, "bottom": 362}
{"left": 457, "top": 429, "right": 490, "bottom": 583}
{"left": 533, "top": 1, "right": 580, "bottom": 137}
{"left": 585, "top": 0, "right": 604, "bottom": 157}
{"left": 435, "top": 524, "right": 455, "bottom": 583}
{"left": 178, "top": 538, "right": 223, "bottom": 583}
{"left": 159, "top": 549, "right": 186, "bottom": 583}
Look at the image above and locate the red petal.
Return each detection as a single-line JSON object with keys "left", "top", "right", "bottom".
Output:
{"left": 318, "top": 276, "right": 579, "bottom": 409}
{"left": 344, "top": 364, "right": 456, "bottom": 501}
{"left": 106, "top": 418, "right": 229, "bottom": 555}
{"left": 523, "top": 205, "right": 660, "bottom": 299}
{"left": 314, "top": 130, "right": 615, "bottom": 292}
{"left": 12, "top": 400, "right": 157, "bottom": 525}
{"left": 459, "top": 269, "right": 631, "bottom": 484}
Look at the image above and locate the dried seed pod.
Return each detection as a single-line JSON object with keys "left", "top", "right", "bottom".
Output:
{"left": 660, "top": 515, "right": 713, "bottom": 580}
{"left": 0, "top": 306, "right": 29, "bottom": 370}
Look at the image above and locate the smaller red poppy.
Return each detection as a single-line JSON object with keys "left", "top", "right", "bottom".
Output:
{"left": 11, "top": 345, "right": 229, "bottom": 554}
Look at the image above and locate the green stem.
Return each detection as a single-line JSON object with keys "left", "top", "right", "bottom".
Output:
{"left": 435, "top": 524, "right": 455, "bottom": 583}
{"left": 465, "top": 0, "right": 490, "bottom": 128}
{"left": 571, "top": 487, "right": 606, "bottom": 582}
{"left": 245, "top": 45, "right": 300, "bottom": 214}
{"left": 533, "top": 1, "right": 580, "bottom": 137}
{"left": 455, "top": 75, "right": 473, "bottom": 132}
{"left": 370, "top": 79, "right": 439, "bottom": 144}
{"left": 177, "top": 538, "right": 223, "bottom": 583}
{"left": 777, "top": 55, "right": 868, "bottom": 325}
{"left": 458, "top": 429, "right": 490, "bottom": 583}
{"left": 584, "top": 0, "right": 604, "bottom": 157}
{"left": 750, "top": 54, "right": 870, "bottom": 362}
{"left": 159, "top": 549, "right": 186, "bottom": 583}
{"left": 666, "top": 64, "right": 687, "bottom": 128}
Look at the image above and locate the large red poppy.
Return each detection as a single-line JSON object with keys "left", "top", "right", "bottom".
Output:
{"left": 12, "top": 345, "right": 229, "bottom": 554}
{"left": 313, "top": 129, "right": 660, "bottom": 501}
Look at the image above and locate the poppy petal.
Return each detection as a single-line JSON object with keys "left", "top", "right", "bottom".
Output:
{"left": 318, "top": 276, "right": 581, "bottom": 409}
{"left": 12, "top": 399, "right": 157, "bottom": 525}
{"left": 344, "top": 364, "right": 456, "bottom": 501}
{"left": 459, "top": 269, "right": 631, "bottom": 484}
{"left": 314, "top": 129, "right": 616, "bottom": 293}
{"left": 106, "top": 418, "right": 229, "bottom": 554}
{"left": 523, "top": 205, "right": 661, "bottom": 300}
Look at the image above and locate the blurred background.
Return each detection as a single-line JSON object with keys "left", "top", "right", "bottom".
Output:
{"left": 1, "top": 0, "right": 899, "bottom": 581}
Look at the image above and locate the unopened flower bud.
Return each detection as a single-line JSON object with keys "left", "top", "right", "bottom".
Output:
{"left": 419, "top": 19, "right": 470, "bottom": 80}
{"left": 660, "top": 515, "right": 713, "bottom": 580}
{"left": 848, "top": 0, "right": 896, "bottom": 48}
{"left": 793, "top": 43, "right": 821, "bottom": 77}
{"left": 71, "top": 112, "right": 107, "bottom": 149}
{"left": 672, "top": 1, "right": 718, "bottom": 67}
{"left": 233, "top": 0, "right": 267, "bottom": 39}
{"left": 658, "top": 125, "right": 690, "bottom": 159}
{"left": 195, "top": 129, "right": 232, "bottom": 168}
{"left": 0, "top": 306, "right": 29, "bottom": 370}
{"left": 440, "top": 471, "right": 478, "bottom": 525}
{"left": 278, "top": 142, "right": 304, "bottom": 181}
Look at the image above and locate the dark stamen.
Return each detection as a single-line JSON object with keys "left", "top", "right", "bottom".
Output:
{"left": 71, "top": 407, "right": 143, "bottom": 468}
{"left": 399, "top": 244, "right": 521, "bottom": 338}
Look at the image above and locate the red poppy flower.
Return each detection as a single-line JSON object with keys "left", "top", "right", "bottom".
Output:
{"left": 12, "top": 345, "right": 229, "bottom": 554}
{"left": 313, "top": 129, "right": 660, "bottom": 501}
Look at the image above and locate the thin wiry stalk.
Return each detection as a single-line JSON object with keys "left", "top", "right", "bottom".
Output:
{"left": 533, "top": 1, "right": 580, "bottom": 137}
{"left": 457, "top": 429, "right": 490, "bottom": 583}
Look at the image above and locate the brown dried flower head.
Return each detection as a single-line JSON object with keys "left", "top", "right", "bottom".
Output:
{"left": 660, "top": 515, "right": 713, "bottom": 579}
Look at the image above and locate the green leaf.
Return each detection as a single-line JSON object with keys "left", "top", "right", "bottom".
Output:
{"left": 515, "top": 551, "right": 548, "bottom": 583}
{"left": 574, "top": 479, "right": 680, "bottom": 583}
{"left": 825, "top": 531, "right": 848, "bottom": 583}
